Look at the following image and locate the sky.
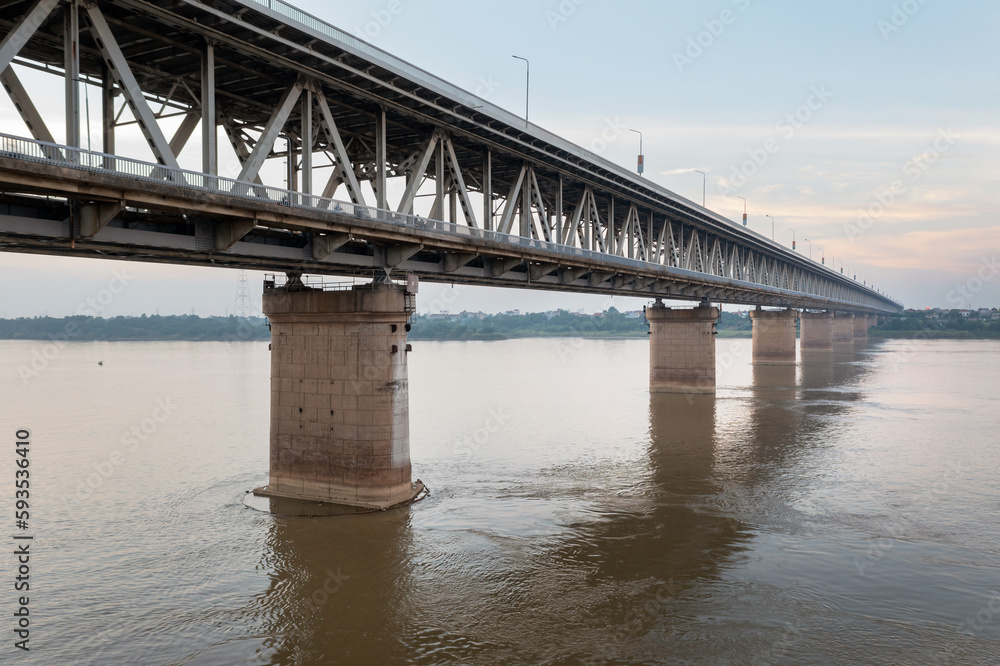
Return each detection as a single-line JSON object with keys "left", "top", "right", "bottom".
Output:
{"left": 1, "top": 0, "right": 998, "bottom": 317}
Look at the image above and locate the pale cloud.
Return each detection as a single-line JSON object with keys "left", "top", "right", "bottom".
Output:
{"left": 824, "top": 227, "right": 1000, "bottom": 273}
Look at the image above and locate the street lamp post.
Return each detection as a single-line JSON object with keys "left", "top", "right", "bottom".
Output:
{"left": 737, "top": 196, "right": 747, "bottom": 226}
{"left": 804, "top": 237, "right": 813, "bottom": 260}
{"left": 817, "top": 246, "right": 825, "bottom": 265}
{"left": 512, "top": 55, "right": 529, "bottom": 126}
{"left": 629, "top": 129, "right": 644, "bottom": 177}
{"left": 694, "top": 170, "right": 706, "bottom": 207}
{"left": 765, "top": 214, "right": 774, "bottom": 240}
{"left": 787, "top": 227, "right": 796, "bottom": 251}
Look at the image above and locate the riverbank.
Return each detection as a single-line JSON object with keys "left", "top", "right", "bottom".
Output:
{"left": 0, "top": 315, "right": 270, "bottom": 342}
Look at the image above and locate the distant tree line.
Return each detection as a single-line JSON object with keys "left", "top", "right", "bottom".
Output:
{"left": 872, "top": 311, "right": 1000, "bottom": 339}
{"left": 409, "top": 309, "right": 752, "bottom": 341}
{"left": 0, "top": 315, "right": 270, "bottom": 342}
{"left": 0, "top": 310, "right": 760, "bottom": 343}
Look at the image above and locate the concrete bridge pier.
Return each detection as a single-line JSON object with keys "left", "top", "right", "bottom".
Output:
{"left": 833, "top": 313, "right": 856, "bottom": 349}
{"left": 647, "top": 301, "right": 720, "bottom": 394}
{"left": 255, "top": 281, "right": 422, "bottom": 510}
{"left": 800, "top": 311, "right": 835, "bottom": 352}
{"left": 854, "top": 314, "right": 870, "bottom": 342}
{"left": 749, "top": 308, "right": 798, "bottom": 365}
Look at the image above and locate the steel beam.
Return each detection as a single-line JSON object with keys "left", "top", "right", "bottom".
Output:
{"left": 300, "top": 89, "right": 312, "bottom": 196}
{"left": 375, "top": 106, "right": 387, "bottom": 210}
{"left": 83, "top": 4, "right": 179, "bottom": 169}
{"left": 215, "top": 220, "right": 257, "bottom": 251}
{"left": 312, "top": 232, "right": 351, "bottom": 261}
{"left": 396, "top": 131, "right": 438, "bottom": 215}
{"left": 64, "top": 0, "right": 80, "bottom": 150}
{"left": 0, "top": 0, "right": 62, "bottom": 76}
{"left": 201, "top": 40, "right": 217, "bottom": 175}
{"left": 1, "top": 67, "right": 55, "bottom": 144}
{"left": 498, "top": 164, "right": 527, "bottom": 235}
{"left": 237, "top": 80, "right": 302, "bottom": 182}
{"left": 79, "top": 202, "right": 123, "bottom": 238}
{"left": 444, "top": 252, "right": 477, "bottom": 273}
{"left": 169, "top": 112, "right": 200, "bottom": 157}
{"left": 442, "top": 136, "right": 477, "bottom": 227}
{"left": 101, "top": 65, "right": 115, "bottom": 156}
{"left": 483, "top": 147, "right": 493, "bottom": 231}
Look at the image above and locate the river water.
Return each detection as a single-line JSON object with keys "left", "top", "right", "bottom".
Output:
{"left": 2, "top": 337, "right": 998, "bottom": 664}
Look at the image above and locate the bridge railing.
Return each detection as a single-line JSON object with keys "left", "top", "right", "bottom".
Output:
{"left": 0, "top": 132, "right": 647, "bottom": 271}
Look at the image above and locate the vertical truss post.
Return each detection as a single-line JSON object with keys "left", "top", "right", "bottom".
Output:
{"left": 605, "top": 196, "right": 612, "bottom": 256}
{"left": 647, "top": 211, "right": 654, "bottom": 263}
{"left": 520, "top": 166, "right": 532, "bottom": 238}
{"left": 201, "top": 40, "right": 217, "bottom": 178}
{"left": 64, "top": 0, "right": 80, "bottom": 151}
{"left": 483, "top": 147, "right": 493, "bottom": 231}
{"left": 301, "top": 89, "right": 313, "bottom": 197}
{"left": 430, "top": 139, "right": 445, "bottom": 220}
{"left": 375, "top": 106, "right": 387, "bottom": 210}
{"left": 449, "top": 177, "right": 457, "bottom": 223}
{"left": 555, "top": 174, "right": 563, "bottom": 246}
{"left": 101, "top": 65, "right": 115, "bottom": 155}
{"left": 286, "top": 135, "right": 297, "bottom": 198}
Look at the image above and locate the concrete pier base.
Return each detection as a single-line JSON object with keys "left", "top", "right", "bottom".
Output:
{"left": 750, "top": 309, "right": 798, "bottom": 365}
{"left": 854, "top": 314, "right": 869, "bottom": 342}
{"left": 255, "top": 283, "right": 422, "bottom": 510}
{"left": 833, "top": 313, "right": 856, "bottom": 350}
{"left": 800, "top": 311, "right": 835, "bottom": 352}
{"left": 647, "top": 303, "right": 719, "bottom": 394}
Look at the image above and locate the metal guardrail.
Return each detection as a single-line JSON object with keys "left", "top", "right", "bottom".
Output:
{"left": 0, "top": 132, "right": 896, "bottom": 309}
{"left": 264, "top": 273, "right": 401, "bottom": 292}
{"left": 0, "top": 132, "right": 659, "bottom": 271}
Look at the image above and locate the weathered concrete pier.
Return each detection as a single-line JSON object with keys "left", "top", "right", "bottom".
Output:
{"left": 256, "top": 280, "right": 422, "bottom": 510}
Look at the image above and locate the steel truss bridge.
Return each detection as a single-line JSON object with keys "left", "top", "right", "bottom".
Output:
{"left": 0, "top": 0, "right": 902, "bottom": 314}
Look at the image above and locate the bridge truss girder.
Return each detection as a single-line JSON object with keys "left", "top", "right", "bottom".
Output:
{"left": 0, "top": 0, "right": 901, "bottom": 314}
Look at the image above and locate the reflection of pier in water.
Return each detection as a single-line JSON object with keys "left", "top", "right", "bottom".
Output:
{"left": 247, "top": 345, "right": 880, "bottom": 663}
